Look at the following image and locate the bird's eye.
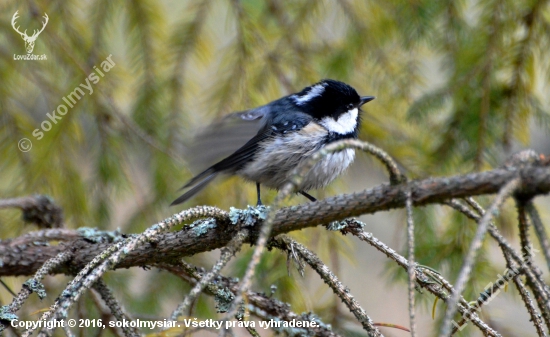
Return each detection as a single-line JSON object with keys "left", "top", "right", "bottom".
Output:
{"left": 346, "top": 103, "right": 354, "bottom": 110}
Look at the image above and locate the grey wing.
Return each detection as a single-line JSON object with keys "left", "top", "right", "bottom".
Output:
{"left": 184, "top": 106, "right": 270, "bottom": 174}
{"left": 171, "top": 105, "right": 314, "bottom": 206}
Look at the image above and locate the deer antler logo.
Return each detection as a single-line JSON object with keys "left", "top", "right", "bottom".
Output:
{"left": 11, "top": 11, "right": 49, "bottom": 54}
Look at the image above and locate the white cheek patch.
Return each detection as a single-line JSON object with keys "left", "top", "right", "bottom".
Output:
{"left": 320, "top": 108, "right": 358, "bottom": 134}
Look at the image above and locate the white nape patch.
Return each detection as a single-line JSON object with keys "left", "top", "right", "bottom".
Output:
{"left": 320, "top": 108, "right": 358, "bottom": 134}
{"left": 292, "top": 83, "right": 327, "bottom": 105}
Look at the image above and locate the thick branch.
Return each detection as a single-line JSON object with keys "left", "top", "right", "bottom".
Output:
{"left": 0, "top": 196, "right": 63, "bottom": 228}
{"left": 1, "top": 165, "right": 549, "bottom": 277}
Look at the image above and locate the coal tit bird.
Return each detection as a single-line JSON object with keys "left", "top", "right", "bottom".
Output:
{"left": 171, "top": 79, "right": 375, "bottom": 206}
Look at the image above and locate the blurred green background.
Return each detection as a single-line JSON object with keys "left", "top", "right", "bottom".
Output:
{"left": 1, "top": 0, "right": 550, "bottom": 336}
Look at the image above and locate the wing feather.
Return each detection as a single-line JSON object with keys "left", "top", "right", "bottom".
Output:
{"left": 184, "top": 107, "right": 269, "bottom": 172}
{"left": 210, "top": 128, "right": 273, "bottom": 171}
{"left": 171, "top": 102, "right": 313, "bottom": 206}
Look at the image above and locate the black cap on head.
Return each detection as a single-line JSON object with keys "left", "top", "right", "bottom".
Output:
{"left": 292, "top": 79, "right": 371, "bottom": 119}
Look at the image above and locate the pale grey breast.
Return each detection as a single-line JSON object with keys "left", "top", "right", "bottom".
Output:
{"left": 238, "top": 123, "right": 355, "bottom": 190}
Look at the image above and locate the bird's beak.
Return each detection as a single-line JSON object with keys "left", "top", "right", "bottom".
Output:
{"left": 360, "top": 96, "right": 375, "bottom": 106}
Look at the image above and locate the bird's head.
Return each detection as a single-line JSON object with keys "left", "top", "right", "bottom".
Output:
{"left": 291, "top": 79, "right": 374, "bottom": 135}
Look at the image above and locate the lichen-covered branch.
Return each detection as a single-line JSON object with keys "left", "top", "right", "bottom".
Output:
{"left": 2, "top": 159, "right": 549, "bottom": 337}
{"left": 22, "top": 206, "right": 229, "bottom": 337}
{"left": 0, "top": 251, "right": 72, "bottom": 332}
{"left": 2, "top": 164, "right": 550, "bottom": 278}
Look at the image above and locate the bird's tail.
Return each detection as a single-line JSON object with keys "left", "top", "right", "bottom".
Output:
{"left": 170, "top": 169, "right": 217, "bottom": 206}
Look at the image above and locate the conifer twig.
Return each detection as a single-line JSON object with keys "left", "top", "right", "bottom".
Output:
{"left": 24, "top": 206, "right": 228, "bottom": 337}
{"left": 439, "top": 178, "right": 520, "bottom": 337}
{"left": 525, "top": 201, "right": 550, "bottom": 272}
{"left": 343, "top": 221, "right": 501, "bottom": 337}
{"left": 92, "top": 280, "right": 140, "bottom": 337}
{"left": 168, "top": 230, "right": 248, "bottom": 321}
{"left": 271, "top": 235, "right": 382, "bottom": 336}
{"left": 405, "top": 190, "right": 416, "bottom": 337}
{"left": 0, "top": 251, "right": 72, "bottom": 332}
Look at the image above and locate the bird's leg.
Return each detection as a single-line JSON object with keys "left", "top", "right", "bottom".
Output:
{"left": 299, "top": 190, "right": 317, "bottom": 202}
{"left": 256, "top": 182, "right": 263, "bottom": 206}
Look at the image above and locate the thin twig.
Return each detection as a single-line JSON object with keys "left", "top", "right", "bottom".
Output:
{"left": 314, "top": 139, "right": 404, "bottom": 185}
{"left": 525, "top": 201, "right": 550, "bottom": 272}
{"left": 512, "top": 197, "right": 550, "bottom": 331}
{"left": 445, "top": 199, "right": 522, "bottom": 334}
{"left": 0, "top": 197, "right": 34, "bottom": 209}
{"left": 271, "top": 235, "right": 382, "bottom": 336}
{"left": 513, "top": 274, "right": 547, "bottom": 337}
{"left": 168, "top": 230, "right": 248, "bottom": 321}
{"left": 451, "top": 198, "right": 521, "bottom": 262}
{"left": 244, "top": 326, "right": 261, "bottom": 337}
{"left": 157, "top": 261, "right": 341, "bottom": 337}
{"left": 92, "top": 280, "right": 140, "bottom": 337}
{"left": 0, "top": 251, "right": 72, "bottom": 332}
{"left": 21, "top": 240, "right": 129, "bottom": 337}
{"left": 439, "top": 178, "right": 521, "bottom": 337}
{"left": 224, "top": 182, "right": 293, "bottom": 323}
{"left": 450, "top": 268, "right": 525, "bottom": 335}
{"left": 502, "top": 251, "right": 547, "bottom": 337}
{"left": 61, "top": 325, "right": 74, "bottom": 337}
{"left": 517, "top": 200, "right": 533, "bottom": 259}
{"left": 459, "top": 197, "right": 550, "bottom": 331}
{"left": 405, "top": 190, "right": 416, "bottom": 336}
{"left": 344, "top": 222, "right": 501, "bottom": 337}
{"left": 24, "top": 206, "right": 228, "bottom": 337}
{"left": 89, "top": 289, "right": 126, "bottom": 337}
{"left": 223, "top": 137, "right": 406, "bottom": 323}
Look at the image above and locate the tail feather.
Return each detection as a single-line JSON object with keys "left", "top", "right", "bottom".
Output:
{"left": 182, "top": 168, "right": 215, "bottom": 189}
{"left": 170, "top": 172, "right": 217, "bottom": 206}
